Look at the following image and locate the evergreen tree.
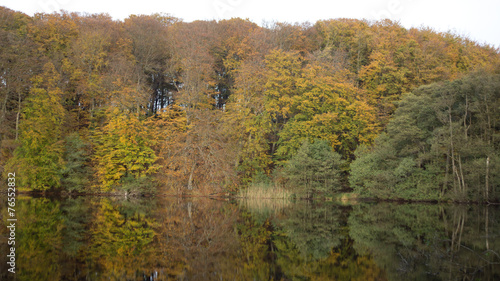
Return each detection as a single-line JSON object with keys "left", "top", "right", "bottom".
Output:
{"left": 61, "top": 132, "right": 92, "bottom": 192}
{"left": 350, "top": 71, "right": 500, "bottom": 201}
{"left": 284, "top": 139, "right": 344, "bottom": 197}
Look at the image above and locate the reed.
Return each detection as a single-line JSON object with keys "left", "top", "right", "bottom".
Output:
{"left": 237, "top": 182, "right": 293, "bottom": 199}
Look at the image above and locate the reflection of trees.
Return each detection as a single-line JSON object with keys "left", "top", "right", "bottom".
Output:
{"left": 278, "top": 202, "right": 344, "bottom": 260}
{"left": 0, "top": 197, "right": 96, "bottom": 281}
{"left": 87, "top": 198, "right": 156, "bottom": 280}
{"left": 274, "top": 235, "right": 387, "bottom": 281}
{"left": 60, "top": 198, "right": 90, "bottom": 257}
{"left": 3, "top": 196, "right": 498, "bottom": 281}
{"left": 349, "top": 203, "right": 500, "bottom": 281}
{"left": 235, "top": 210, "right": 275, "bottom": 280}
{"left": 3, "top": 196, "right": 248, "bottom": 280}
{"left": 272, "top": 202, "right": 386, "bottom": 280}
{"left": 9, "top": 196, "right": 162, "bottom": 280}
{"left": 238, "top": 200, "right": 387, "bottom": 280}
{"left": 11, "top": 198, "right": 64, "bottom": 281}
{"left": 58, "top": 197, "right": 93, "bottom": 280}
{"left": 152, "top": 199, "right": 243, "bottom": 280}
{"left": 437, "top": 206, "right": 500, "bottom": 280}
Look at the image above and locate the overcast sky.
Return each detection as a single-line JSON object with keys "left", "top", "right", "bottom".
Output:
{"left": 2, "top": 0, "right": 499, "bottom": 48}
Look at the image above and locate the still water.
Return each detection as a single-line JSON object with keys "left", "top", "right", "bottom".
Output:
{"left": 1, "top": 196, "right": 499, "bottom": 281}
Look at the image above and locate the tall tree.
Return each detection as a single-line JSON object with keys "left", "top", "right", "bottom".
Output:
{"left": 5, "top": 63, "right": 66, "bottom": 190}
{"left": 0, "top": 7, "right": 38, "bottom": 174}
{"left": 93, "top": 108, "right": 159, "bottom": 192}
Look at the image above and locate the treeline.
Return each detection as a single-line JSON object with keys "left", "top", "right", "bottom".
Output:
{"left": 0, "top": 6, "right": 499, "bottom": 197}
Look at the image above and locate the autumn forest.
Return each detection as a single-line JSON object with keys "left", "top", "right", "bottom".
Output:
{"left": 1, "top": 6, "right": 499, "bottom": 201}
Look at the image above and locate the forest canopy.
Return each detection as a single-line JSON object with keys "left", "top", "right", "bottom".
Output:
{"left": 1, "top": 6, "right": 499, "bottom": 200}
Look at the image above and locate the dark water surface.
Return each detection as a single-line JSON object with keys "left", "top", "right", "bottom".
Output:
{"left": 1, "top": 196, "right": 499, "bottom": 280}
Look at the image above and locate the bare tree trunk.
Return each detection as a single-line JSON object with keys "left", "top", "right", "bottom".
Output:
{"left": 485, "top": 156, "right": 490, "bottom": 201}
{"left": 451, "top": 209, "right": 457, "bottom": 251}
{"left": 458, "top": 155, "right": 465, "bottom": 195}
{"left": 187, "top": 202, "right": 192, "bottom": 219}
{"left": 454, "top": 164, "right": 463, "bottom": 196}
{"left": 136, "top": 75, "right": 142, "bottom": 118}
{"left": 449, "top": 110, "right": 458, "bottom": 194}
{"left": 187, "top": 161, "right": 196, "bottom": 190}
{"left": 451, "top": 208, "right": 465, "bottom": 252}
{"left": 443, "top": 151, "right": 450, "bottom": 197}
{"left": 15, "top": 92, "right": 21, "bottom": 140}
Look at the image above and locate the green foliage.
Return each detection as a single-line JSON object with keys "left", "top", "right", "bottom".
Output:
{"left": 350, "top": 71, "right": 500, "bottom": 201}
{"left": 251, "top": 170, "right": 272, "bottom": 185}
{"left": 284, "top": 139, "right": 344, "bottom": 197}
{"left": 61, "top": 132, "right": 91, "bottom": 192}
{"left": 119, "top": 174, "right": 156, "bottom": 195}
{"left": 349, "top": 137, "right": 397, "bottom": 197}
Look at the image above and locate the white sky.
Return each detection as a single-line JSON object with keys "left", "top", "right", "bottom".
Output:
{"left": 1, "top": 0, "right": 499, "bottom": 48}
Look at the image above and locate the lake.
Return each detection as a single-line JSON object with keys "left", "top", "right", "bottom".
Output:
{"left": 1, "top": 196, "right": 499, "bottom": 280}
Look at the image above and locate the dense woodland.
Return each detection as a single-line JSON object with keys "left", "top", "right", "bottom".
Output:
{"left": 1, "top": 6, "right": 499, "bottom": 200}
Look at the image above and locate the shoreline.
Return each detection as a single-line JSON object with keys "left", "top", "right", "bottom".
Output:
{"left": 2, "top": 190, "right": 499, "bottom": 205}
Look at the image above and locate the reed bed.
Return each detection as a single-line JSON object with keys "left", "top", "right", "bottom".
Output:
{"left": 237, "top": 183, "right": 293, "bottom": 199}
{"left": 238, "top": 197, "right": 292, "bottom": 217}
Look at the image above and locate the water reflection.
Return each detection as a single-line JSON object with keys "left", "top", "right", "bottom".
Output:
{"left": 349, "top": 203, "right": 500, "bottom": 281}
{"left": 0, "top": 196, "right": 499, "bottom": 280}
